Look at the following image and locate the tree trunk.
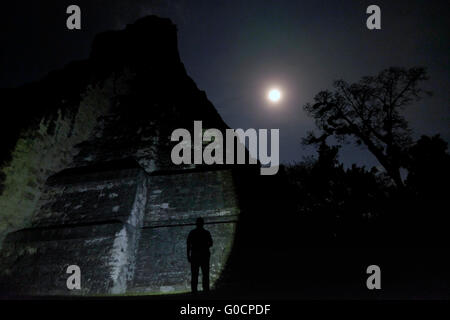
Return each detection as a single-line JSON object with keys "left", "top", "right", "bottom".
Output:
{"left": 388, "top": 166, "right": 405, "bottom": 189}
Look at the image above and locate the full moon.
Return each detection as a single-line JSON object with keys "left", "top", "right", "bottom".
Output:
{"left": 268, "top": 88, "right": 282, "bottom": 103}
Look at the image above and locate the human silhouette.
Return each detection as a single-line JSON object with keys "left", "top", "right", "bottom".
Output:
{"left": 187, "top": 217, "right": 213, "bottom": 293}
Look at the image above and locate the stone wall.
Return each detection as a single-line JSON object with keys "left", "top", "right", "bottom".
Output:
{"left": 129, "top": 169, "right": 239, "bottom": 294}
{"left": 0, "top": 16, "right": 245, "bottom": 296}
{"left": 130, "top": 223, "right": 236, "bottom": 293}
{"left": 0, "top": 79, "right": 115, "bottom": 249}
{"left": 0, "top": 163, "right": 240, "bottom": 295}
{"left": 0, "top": 222, "right": 126, "bottom": 295}
{"left": 0, "top": 160, "right": 148, "bottom": 295}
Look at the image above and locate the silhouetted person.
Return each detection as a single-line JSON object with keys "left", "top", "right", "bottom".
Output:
{"left": 187, "top": 217, "right": 213, "bottom": 293}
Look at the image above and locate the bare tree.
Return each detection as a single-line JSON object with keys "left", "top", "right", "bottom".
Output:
{"left": 304, "top": 67, "right": 431, "bottom": 188}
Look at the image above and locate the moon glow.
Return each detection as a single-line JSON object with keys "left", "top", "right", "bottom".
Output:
{"left": 268, "top": 88, "right": 282, "bottom": 103}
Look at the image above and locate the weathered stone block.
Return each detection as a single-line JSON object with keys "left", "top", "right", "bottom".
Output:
{"left": 32, "top": 160, "right": 147, "bottom": 228}
{"left": 129, "top": 222, "right": 236, "bottom": 293}
{"left": 0, "top": 222, "right": 127, "bottom": 295}
{"left": 145, "top": 169, "right": 239, "bottom": 227}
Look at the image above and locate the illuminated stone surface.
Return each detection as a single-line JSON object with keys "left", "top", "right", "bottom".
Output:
{"left": 0, "top": 16, "right": 246, "bottom": 295}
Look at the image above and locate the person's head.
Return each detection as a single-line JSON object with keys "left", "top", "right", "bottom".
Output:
{"left": 196, "top": 217, "right": 204, "bottom": 228}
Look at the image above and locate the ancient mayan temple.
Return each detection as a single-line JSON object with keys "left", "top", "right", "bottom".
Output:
{"left": 0, "top": 16, "right": 253, "bottom": 296}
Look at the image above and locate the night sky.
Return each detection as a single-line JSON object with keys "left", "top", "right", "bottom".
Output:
{"left": 1, "top": 0, "right": 448, "bottom": 168}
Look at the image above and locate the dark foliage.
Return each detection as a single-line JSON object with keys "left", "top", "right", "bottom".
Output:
{"left": 285, "top": 136, "right": 449, "bottom": 247}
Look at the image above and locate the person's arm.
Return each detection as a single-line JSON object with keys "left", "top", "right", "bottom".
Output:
{"left": 187, "top": 232, "right": 192, "bottom": 263}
